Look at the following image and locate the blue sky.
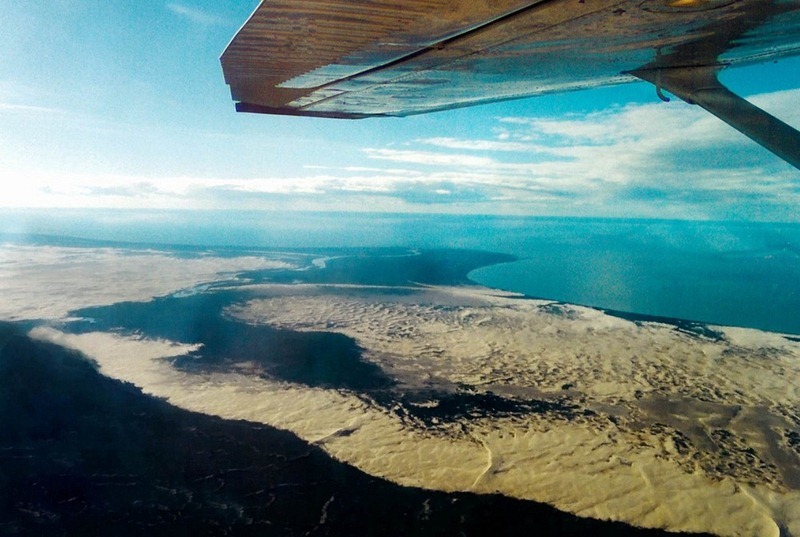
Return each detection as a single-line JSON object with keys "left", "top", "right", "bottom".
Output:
{"left": 2, "top": 1, "right": 799, "bottom": 221}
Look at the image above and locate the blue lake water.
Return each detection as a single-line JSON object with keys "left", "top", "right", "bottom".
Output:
{"left": 469, "top": 219, "right": 800, "bottom": 335}
{"left": 4, "top": 209, "right": 799, "bottom": 334}
{"left": 469, "top": 223, "right": 800, "bottom": 335}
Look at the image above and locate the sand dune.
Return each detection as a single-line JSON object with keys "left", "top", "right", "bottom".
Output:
{"left": 31, "top": 283, "right": 800, "bottom": 537}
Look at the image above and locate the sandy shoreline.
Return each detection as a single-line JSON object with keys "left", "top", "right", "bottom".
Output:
{"left": 31, "top": 281, "right": 800, "bottom": 537}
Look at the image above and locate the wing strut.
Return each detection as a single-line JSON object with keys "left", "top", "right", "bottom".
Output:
{"left": 632, "top": 66, "right": 800, "bottom": 170}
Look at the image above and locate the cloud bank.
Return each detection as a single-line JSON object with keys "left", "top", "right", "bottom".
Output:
{"left": 3, "top": 89, "right": 798, "bottom": 221}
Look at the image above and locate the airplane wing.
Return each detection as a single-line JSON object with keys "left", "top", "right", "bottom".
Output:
{"left": 221, "top": 0, "right": 800, "bottom": 168}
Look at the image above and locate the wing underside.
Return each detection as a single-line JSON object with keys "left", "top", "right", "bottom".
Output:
{"left": 221, "top": 0, "right": 800, "bottom": 117}
{"left": 220, "top": 0, "right": 800, "bottom": 167}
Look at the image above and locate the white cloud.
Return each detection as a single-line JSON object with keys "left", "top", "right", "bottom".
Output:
{"left": 396, "top": 89, "right": 800, "bottom": 219}
{"left": 4, "top": 88, "right": 797, "bottom": 219}
{"left": 420, "top": 137, "right": 550, "bottom": 153}
{"left": 749, "top": 89, "right": 800, "bottom": 127}
{"left": 0, "top": 102, "right": 65, "bottom": 114}
{"left": 166, "top": 3, "right": 229, "bottom": 26}
{"left": 364, "top": 148, "right": 496, "bottom": 168}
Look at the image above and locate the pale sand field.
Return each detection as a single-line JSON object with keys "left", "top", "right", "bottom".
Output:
{"left": 0, "top": 244, "right": 295, "bottom": 320}
{"left": 31, "top": 283, "right": 800, "bottom": 537}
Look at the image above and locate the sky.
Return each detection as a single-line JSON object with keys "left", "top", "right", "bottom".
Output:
{"left": 1, "top": 1, "right": 799, "bottom": 221}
